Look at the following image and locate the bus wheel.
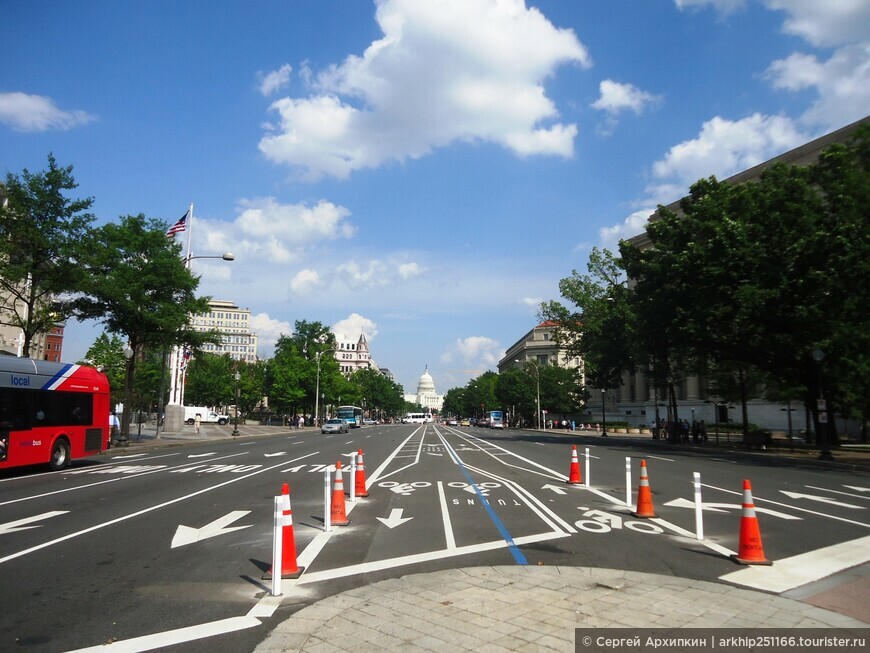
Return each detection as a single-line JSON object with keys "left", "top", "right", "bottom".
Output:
{"left": 49, "top": 439, "right": 70, "bottom": 471}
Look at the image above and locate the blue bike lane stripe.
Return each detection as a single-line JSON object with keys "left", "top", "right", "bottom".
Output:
{"left": 442, "top": 436, "right": 529, "bottom": 566}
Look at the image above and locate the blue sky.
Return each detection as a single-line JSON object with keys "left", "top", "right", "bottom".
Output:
{"left": 2, "top": 0, "right": 868, "bottom": 396}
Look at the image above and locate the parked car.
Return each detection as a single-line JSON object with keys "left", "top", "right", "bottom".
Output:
{"left": 322, "top": 418, "right": 349, "bottom": 434}
{"left": 460, "top": 418, "right": 471, "bottom": 426}
{"left": 446, "top": 419, "right": 458, "bottom": 426}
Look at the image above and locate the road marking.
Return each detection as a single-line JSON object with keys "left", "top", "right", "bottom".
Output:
{"left": 437, "top": 481, "right": 457, "bottom": 549}
{"left": 171, "top": 511, "right": 252, "bottom": 548}
{"left": 0, "top": 452, "right": 318, "bottom": 566}
{"left": 377, "top": 508, "right": 413, "bottom": 529}
{"left": 542, "top": 484, "right": 568, "bottom": 495}
{"left": 663, "top": 497, "right": 801, "bottom": 520}
{"left": 110, "top": 453, "right": 149, "bottom": 460}
{"left": 780, "top": 490, "right": 865, "bottom": 510}
{"left": 263, "top": 452, "right": 287, "bottom": 457}
{"left": 720, "top": 534, "right": 870, "bottom": 593}
{"left": 187, "top": 452, "right": 217, "bottom": 458}
{"left": 844, "top": 485, "right": 870, "bottom": 493}
{"left": 0, "top": 511, "right": 68, "bottom": 535}
{"left": 66, "top": 616, "right": 261, "bottom": 653}
{"left": 644, "top": 455, "right": 674, "bottom": 462}
{"left": 804, "top": 485, "right": 870, "bottom": 500}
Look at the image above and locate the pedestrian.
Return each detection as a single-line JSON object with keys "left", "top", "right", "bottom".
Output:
{"left": 194, "top": 412, "right": 201, "bottom": 434}
{"left": 699, "top": 420, "right": 707, "bottom": 443}
{"left": 109, "top": 411, "right": 120, "bottom": 446}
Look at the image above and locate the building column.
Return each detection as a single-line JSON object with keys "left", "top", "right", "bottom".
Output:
{"left": 687, "top": 375, "right": 701, "bottom": 401}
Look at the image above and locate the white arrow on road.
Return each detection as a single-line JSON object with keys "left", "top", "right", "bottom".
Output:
{"left": 0, "top": 511, "right": 68, "bottom": 535}
{"left": 780, "top": 491, "right": 865, "bottom": 510}
{"left": 264, "top": 452, "right": 288, "bottom": 457}
{"left": 188, "top": 452, "right": 217, "bottom": 458}
{"left": 541, "top": 484, "right": 568, "bottom": 495}
{"left": 110, "top": 453, "right": 148, "bottom": 460}
{"left": 844, "top": 485, "right": 870, "bottom": 493}
{"left": 171, "top": 511, "right": 252, "bottom": 548}
{"left": 664, "top": 498, "right": 801, "bottom": 520}
{"left": 376, "top": 508, "right": 413, "bottom": 529}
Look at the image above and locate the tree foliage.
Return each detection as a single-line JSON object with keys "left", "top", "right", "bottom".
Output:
{"left": 0, "top": 154, "right": 95, "bottom": 356}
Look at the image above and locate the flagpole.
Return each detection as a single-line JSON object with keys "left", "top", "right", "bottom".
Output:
{"left": 185, "top": 202, "right": 194, "bottom": 263}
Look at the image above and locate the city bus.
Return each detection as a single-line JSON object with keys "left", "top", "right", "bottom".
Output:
{"left": 402, "top": 412, "right": 432, "bottom": 424}
{"left": 336, "top": 405, "right": 363, "bottom": 428}
{"left": 486, "top": 410, "right": 504, "bottom": 429}
{"left": 0, "top": 357, "right": 110, "bottom": 471}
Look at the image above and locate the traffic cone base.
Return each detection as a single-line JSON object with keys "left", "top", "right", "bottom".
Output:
{"left": 731, "top": 480, "right": 771, "bottom": 565}
{"left": 632, "top": 459, "right": 656, "bottom": 518}
{"left": 263, "top": 483, "right": 306, "bottom": 579}
{"left": 567, "top": 445, "right": 582, "bottom": 485}
{"left": 331, "top": 461, "right": 350, "bottom": 526}
{"left": 355, "top": 449, "right": 369, "bottom": 497}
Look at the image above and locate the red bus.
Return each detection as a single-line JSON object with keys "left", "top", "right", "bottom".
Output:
{"left": 0, "top": 357, "right": 110, "bottom": 471}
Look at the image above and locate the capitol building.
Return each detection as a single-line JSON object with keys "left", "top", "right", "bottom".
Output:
{"left": 404, "top": 366, "right": 444, "bottom": 413}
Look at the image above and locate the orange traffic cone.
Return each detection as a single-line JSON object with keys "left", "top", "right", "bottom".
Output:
{"left": 731, "top": 479, "right": 772, "bottom": 565}
{"left": 355, "top": 449, "right": 369, "bottom": 497}
{"left": 331, "top": 461, "right": 349, "bottom": 526}
{"left": 567, "top": 445, "right": 582, "bottom": 485}
{"left": 632, "top": 459, "right": 656, "bottom": 518}
{"left": 264, "top": 483, "right": 305, "bottom": 579}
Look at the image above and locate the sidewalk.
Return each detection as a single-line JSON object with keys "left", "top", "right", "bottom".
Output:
{"left": 254, "top": 566, "right": 868, "bottom": 653}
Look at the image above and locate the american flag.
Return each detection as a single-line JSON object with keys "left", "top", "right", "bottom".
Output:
{"left": 179, "top": 349, "right": 192, "bottom": 371}
{"left": 165, "top": 210, "right": 189, "bottom": 238}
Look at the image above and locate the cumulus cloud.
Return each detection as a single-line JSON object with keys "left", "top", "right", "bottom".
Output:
{"left": 648, "top": 113, "right": 807, "bottom": 198}
{"left": 591, "top": 80, "right": 660, "bottom": 116}
{"left": 441, "top": 336, "right": 503, "bottom": 370}
{"left": 251, "top": 312, "right": 293, "bottom": 355}
{"left": 259, "top": 0, "right": 590, "bottom": 179}
{"left": 258, "top": 63, "right": 293, "bottom": 96}
{"left": 290, "top": 268, "right": 321, "bottom": 294}
{"left": 193, "top": 197, "right": 356, "bottom": 266}
{"left": 337, "top": 258, "right": 425, "bottom": 289}
{"left": 397, "top": 262, "right": 424, "bottom": 279}
{"left": 519, "top": 297, "right": 543, "bottom": 307}
{"left": 0, "top": 92, "right": 95, "bottom": 132}
{"left": 332, "top": 313, "right": 378, "bottom": 343}
{"left": 599, "top": 209, "right": 656, "bottom": 250}
{"left": 762, "top": 0, "right": 870, "bottom": 48}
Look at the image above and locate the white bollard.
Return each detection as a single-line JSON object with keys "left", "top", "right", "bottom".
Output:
{"left": 324, "top": 467, "right": 332, "bottom": 532}
{"left": 625, "top": 457, "right": 632, "bottom": 508}
{"left": 694, "top": 471, "right": 704, "bottom": 540}
{"left": 584, "top": 447, "right": 590, "bottom": 488}
{"left": 350, "top": 456, "right": 357, "bottom": 503}
{"left": 271, "top": 495, "right": 283, "bottom": 596}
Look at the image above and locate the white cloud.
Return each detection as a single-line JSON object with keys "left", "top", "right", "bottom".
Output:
{"left": 440, "top": 336, "right": 503, "bottom": 369}
{"left": 397, "top": 262, "right": 424, "bottom": 279}
{"left": 332, "top": 313, "right": 378, "bottom": 343}
{"left": 290, "top": 268, "right": 321, "bottom": 294}
{"left": 766, "top": 45, "right": 870, "bottom": 131}
{"left": 648, "top": 113, "right": 807, "bottom": 196}
{"left": 258, "top": 64, "right": 293, "bottom": 96}
{"left": 599, "top": 209, "right": 656, "bottom": 250}
{"left": 519, "top": 297, "right": 543, "bottom": 307}
{"left": 591, "top": 80, "right": 660, "bottom": 116}
{"left": 0, "top": 92, "right": 95, "bottom": 132}
{"left": 251, "top": 313, "right": 293, "bottom": 355}
{"left": 762, "top": 0, "right": 870, "bottom": 48}
{"left": 259, "top": 0, "right": 590, "bottom": 179}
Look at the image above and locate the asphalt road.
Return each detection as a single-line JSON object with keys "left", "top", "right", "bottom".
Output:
{"left": 1, "top": 423, "right": 868, "bottom": 652}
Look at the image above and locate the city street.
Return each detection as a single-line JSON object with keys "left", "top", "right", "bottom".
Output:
{"left": 1, "top": 423, "right": 868, "bottom": 652}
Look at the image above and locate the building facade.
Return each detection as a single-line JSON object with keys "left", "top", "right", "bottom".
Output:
{"left": 498, "top": 320, "right": 583, "bottom": 374}
{"left": 192, "top": 299, "right": 258, "bottom": 362}
{"left": 335, "top": 333, "right": 378, "bottom": 376}
{"left": 404, "top": 366, "right": 444, "bottom": 413}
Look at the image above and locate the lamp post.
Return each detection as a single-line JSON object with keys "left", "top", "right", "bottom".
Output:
{"left": 781, "top": 400, "right": 797, "bottom": 453}
{"left": 118, "top": 346, "right": 135, "bottom": 447}
{"left": 600, "top": 388, "right": 607, "bottom": 437}
{"left": 232, "top": 370, "right": 240, "bottom": 437}
{"left": 516, "top": 359, "right": 541, "bottom": 430}
{"left": 314, "top": 349, "right": 332, "bottom": 428}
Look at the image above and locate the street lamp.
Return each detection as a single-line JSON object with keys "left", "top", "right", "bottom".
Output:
{"left": 812, "top": 348, "right": 833, "bottom": 461}
{"left": 118, "top": 346, "right": 135, "bottom": 447}
{"left": 314, "top": 349, "right": 332, "bottom": 427}
{"left": 600, "top": 388, "right": 607, "bottom": 437}
{"left": 515, "top": 359, "right": 541, "bottom": 430}
{"left": 232, "top": 370, "right": 240, "bottom": 437}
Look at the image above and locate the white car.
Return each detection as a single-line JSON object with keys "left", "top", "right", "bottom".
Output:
{"left": 322, "top": 418, "right": 349, "bottom": 434}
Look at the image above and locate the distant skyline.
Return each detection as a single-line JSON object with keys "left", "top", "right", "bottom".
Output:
{"left": 2, "top": 0, "right": 868, "bottom": 395}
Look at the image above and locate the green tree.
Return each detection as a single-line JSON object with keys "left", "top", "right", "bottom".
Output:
{"left": 495, "top": 368, "right": 535, "bottom": 426}
{"left": 73, "top": 214, "right": 211, "bottom": 435}
{"left": 0, "top": 154, "right": 95, "bottom": 357}
{"left": 82, "top": 332, "right": 126, "bottom": 403}
{"left": 185, "top": 353, "right": 235, "bottom": 407}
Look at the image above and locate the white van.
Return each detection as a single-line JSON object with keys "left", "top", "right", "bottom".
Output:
{"left": 402, "top": 412, "right": 431, "bottom": 424}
